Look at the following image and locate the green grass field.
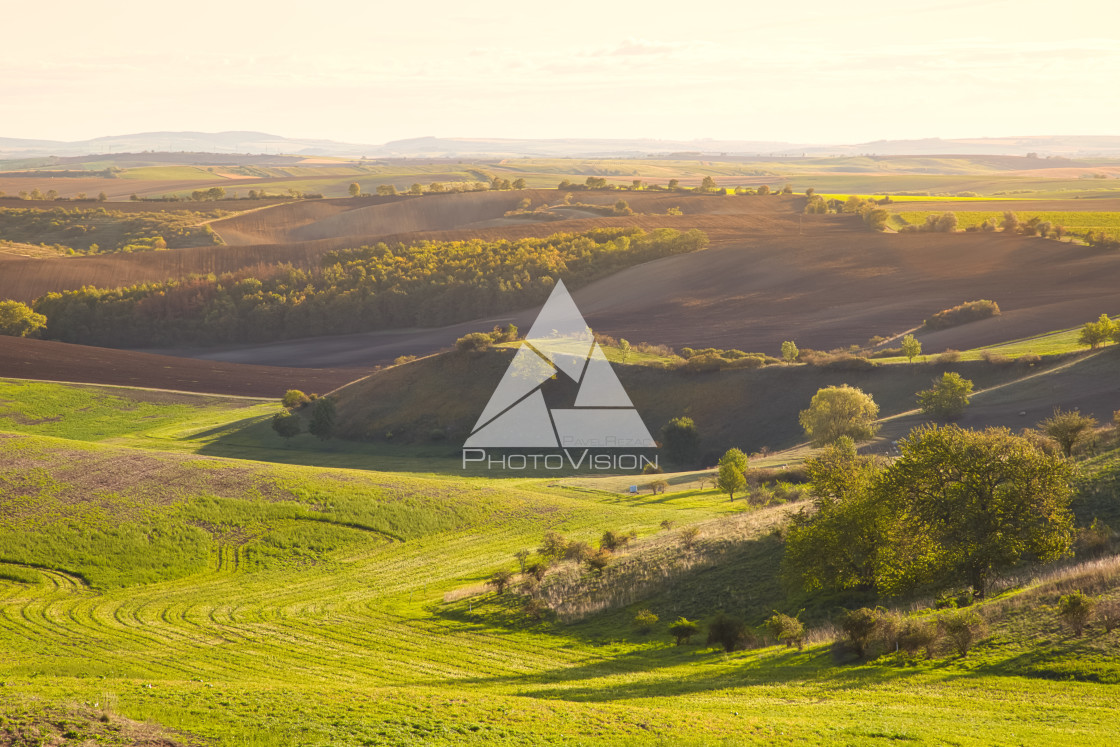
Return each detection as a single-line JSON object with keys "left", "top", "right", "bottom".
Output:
{"left": 869, "top": 316, "right": 1119, "bottom": 364}
{"left": 2, "top": 379, "right": 1120, "bottom": 744}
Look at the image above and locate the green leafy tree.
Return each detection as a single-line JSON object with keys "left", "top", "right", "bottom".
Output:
{"left": 348, "top": 182, "right": 361, "bottom": 197}
{"left": 781, "top": 340, "right": 799, "bottom": 364}
{"left": 282, "top": 389, "right": 310, "bottom": 409}
{"left": 700, "top": 175, "right": 718, "bottom": 192}
{"left": 917, "top": 372, "right": 974, "bottom": 420}
{"left": 877, "top": 425, "right": 1074, "bottom": 596}
{"left": 408, "top": 183, "right": 423, "bottom": 195}
{"left": 271, "top": 411, "right": 301, "bottom": 443}
{"left": 618, "top": 338, "right": 631, "bottom": 362}
{"left": 716, "top": 448, "right": 748, "bottom": 501}
{"left": 668, "top": 617, "right": 699, "bottom": 645}
{"left": 0, "top": 300, "right": 47, "bottom": 337}
{"left": 667, "top": 179, "right": 680, "bottom": 191}
{"left": 1039, "top": 408, "right": 1098, "bottom": 457}
{"left": 782, "top": 437, "right": 886, "bottom": 592}
{"left": 901, "top": 334, "right": 922, "bottom": 362}
{"left": 660, "top": 416, "right": 701, "bottom": 465}
{"left": 308, "top": 397, "right": 336, "bottom": 440}
{"left": 798, "top": 385, "right": 880, "bottom": 446}
{"left": 512, "top": 178, "right": 527, "bottom": 189}
{"left": 757, "top": 185, "right": 771, "bottom": 195}
{"left": 1078, "top": 314, "right": 1117, "bottom": 349}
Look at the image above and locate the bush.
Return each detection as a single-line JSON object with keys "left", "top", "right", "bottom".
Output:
{"left": 916, "top": 372, "right": 974, "bottom": 421}
{"left": 923, "top": 300, "right": 1001, "bottom": 331}
{"left": 633, "top": 609, "right": 659, "bottom": 634}
{"left": 281, "top": 389, "right": 310, "bottom": 409}
{"left": 1095, "top": 598, "right": 1120, "bottom": 633}
{"left": 1058, "top": 591, "right": 1096, "bottom": 636}
{"left": 600, "top": 530, "right": 635, "bottom": 551}
{"left": 669, "top": 617, "right": 699, "bottom": 645}
{"left": 839, "top": 607, "right": 881, "bottom": 658}
{"left": 455, "top": 332, "right": 494, "bottom": 352}
{"left": 935, "top": 349, "right": 962, "bottom": 364}
{"left": 707, "top": 612, "right": 748, "bottom": 652}
{"left": 584, "top": 548, "right": 612, "bottom": 574}
{"left": 766, "top": 612, "right": 805, "bottom": 649}
{"left": 939, "top": 609, "right": 984, "bottom": 656}
{"left": 897, "top": 617, "right": 940, "bottom": 658}
{"left": 487, "top": 569, "right": 514, "bottom": 594}
{"left": 979, "top": 349, "right": 1012, "bottom": 365}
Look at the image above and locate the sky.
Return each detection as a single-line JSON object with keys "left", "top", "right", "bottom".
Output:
{"left": 6, "top": 0, "right": 1119, "bottom": 145}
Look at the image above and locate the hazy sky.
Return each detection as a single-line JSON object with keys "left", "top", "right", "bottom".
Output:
{"left": 6, "top": 0, "right": 1118, "bottom": 144}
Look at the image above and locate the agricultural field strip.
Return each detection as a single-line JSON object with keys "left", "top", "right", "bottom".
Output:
{"left": 892, "top": 209, "right": 1120, "bottom": 232}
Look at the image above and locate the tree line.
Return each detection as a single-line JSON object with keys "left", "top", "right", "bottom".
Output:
{"left": 0, "top": 206, "right": 225, "bottom": 255}
{"left": 32, "top": 227, "right": 708, "bottom": 347}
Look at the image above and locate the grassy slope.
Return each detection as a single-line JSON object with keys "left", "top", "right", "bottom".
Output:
{"left": 1, "top": 381, "right": 1120, "bottom": 744}
{"left": 327, "top": 346, "right": 1108, "bottom": 458}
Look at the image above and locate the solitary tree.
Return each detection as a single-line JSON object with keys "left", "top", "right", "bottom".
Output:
{"left": 917, "top": 372, "right": 974, "bottom": 420}
{"left": 799, "top": 385, "right": 880, "bottom": 446}
{"left": 660, "top": 416, "right": 701, "bottom": 465}
{"left": 618, "top": 338, "right": 631, "bottom": 362}
{"left": 901, "top": 334, "right": 922, "bottom": 362}
{"left": 877, "top": 425, "right": 1074, "bottom": 596}
{"left": 669, "top": 617, "right": 699, "bottom": 645}
{"left": 1039, "top": 408, "right": 1098, "bottom": 457}
{"left": 700, "top": 175, "right": 718, "bottom": 192}
{"left": 781, "top": 340, "right": 799, "bottom": 364}
{"left": 308, "top": 397, "right": 337, "bottom": 440}
{"left": 348, "top": 182, "right": 361, "bottom": 197}
{"left": 271, "top": 411, "right": 301, "bottom": 443}
{"left": 0, "top": 300, "right": 47, "bottom": 338}
{"left": 716, "top": 448, "right": 748, "bottom": 501}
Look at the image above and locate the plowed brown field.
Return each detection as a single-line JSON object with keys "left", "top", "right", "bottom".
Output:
{"left": 0, "top": 336, "right": 364, "bottom": 396}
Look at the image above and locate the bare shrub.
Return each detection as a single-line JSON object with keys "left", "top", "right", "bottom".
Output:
{"left": 1095, "top": 598, "right": 1120, "bottom": 633}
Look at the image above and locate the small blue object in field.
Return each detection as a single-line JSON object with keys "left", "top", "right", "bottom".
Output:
{"left": 629, "top": 485, "right": 638, "bottom": 493}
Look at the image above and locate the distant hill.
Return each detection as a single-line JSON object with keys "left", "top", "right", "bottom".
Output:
{"left": 4, "top": 131, "right": 1120, "bottom": 159}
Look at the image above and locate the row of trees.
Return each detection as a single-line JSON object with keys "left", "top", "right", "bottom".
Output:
{"left": 557, "top": 176, "right": 795, "bottom": 195}
{"left": 32, "top": 227, "right": 708, "bottom": 347}
{"left": 0, "top": 188, "right": 110, "bottom": 201}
